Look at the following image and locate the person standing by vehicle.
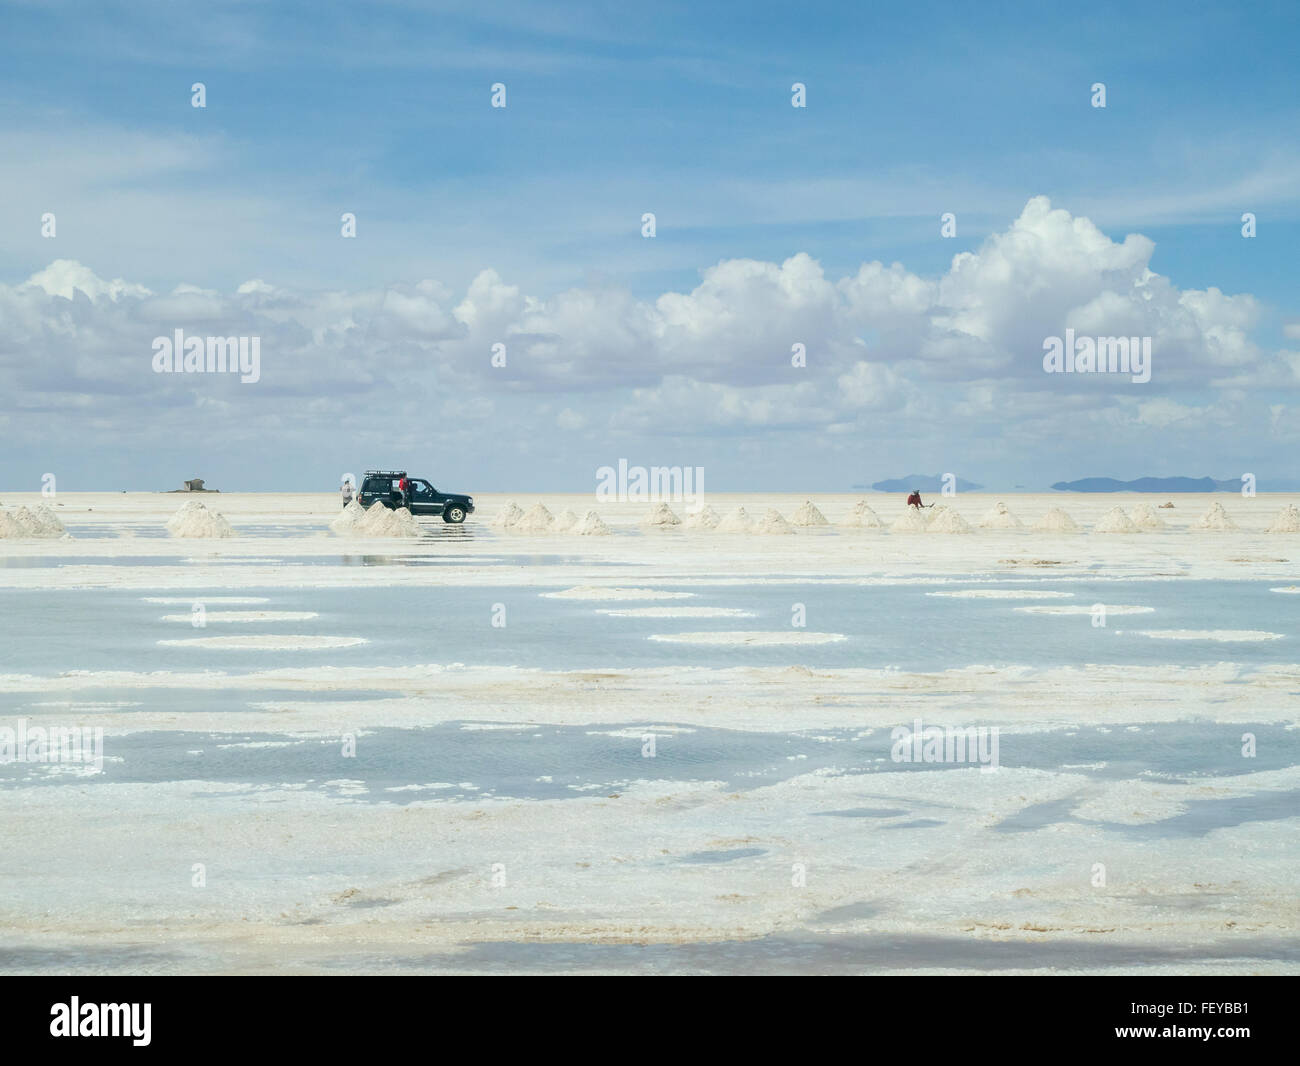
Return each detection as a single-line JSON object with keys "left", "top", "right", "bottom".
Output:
{"left": 341, "top": 477, "right": 354, "bottom": 509}
{"left": 398, "top": 475, "right": 410, "bottom": 510}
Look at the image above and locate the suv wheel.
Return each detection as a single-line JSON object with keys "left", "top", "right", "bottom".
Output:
{"left": 443, "top": 505, "right": 466, "bottom": 524}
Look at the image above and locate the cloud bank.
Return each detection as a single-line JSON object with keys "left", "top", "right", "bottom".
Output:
{"left": 2, "top": 198, "right": 1296, "bottom": 490}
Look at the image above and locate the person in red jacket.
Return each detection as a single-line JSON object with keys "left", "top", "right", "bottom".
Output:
{"left": 906, "top": 491, "right": 922, "bottom": 509}
{"left": 398, "top": 476, "right": 410, "bottom": 509}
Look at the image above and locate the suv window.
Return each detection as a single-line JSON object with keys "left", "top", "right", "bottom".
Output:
{"left": 362, "top": 476, "right": 396, "bottom": 494}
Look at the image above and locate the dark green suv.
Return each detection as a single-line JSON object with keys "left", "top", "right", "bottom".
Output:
{"left": 357, "top": 469, "right": 474, "bottom": 524}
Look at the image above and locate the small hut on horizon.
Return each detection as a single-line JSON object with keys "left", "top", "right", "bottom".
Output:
{"left": 168, "top": 478, "right": 219, "bottom": 493}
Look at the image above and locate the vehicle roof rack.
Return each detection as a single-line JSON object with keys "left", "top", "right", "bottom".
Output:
{"left": 363, "top": 469, "right": 407, "bottom": 477}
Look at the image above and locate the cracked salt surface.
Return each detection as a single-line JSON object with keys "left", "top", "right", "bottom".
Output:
{"left": 1, "top": 578, "right": 1292, "bottom": 675}
{"left": 3, "top": 496, "right": 1298, "bottom": 974}
{"left": 157, "top": 635, "right": 368, "bottom": 650}
{"left": 4, "top": 720, "right": 1291, "bottom": 806}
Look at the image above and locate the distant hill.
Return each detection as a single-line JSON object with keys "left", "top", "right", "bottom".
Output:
{"left": 870, "top": 474, "right": 984, "bottom": 492}
{"left": 1050, "top": 476, "right": 1240, "bottom": 493}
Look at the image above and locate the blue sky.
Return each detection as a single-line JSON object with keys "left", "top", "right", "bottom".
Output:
{"left": 1, "top": 0, "right": 1297, "bottom": 491}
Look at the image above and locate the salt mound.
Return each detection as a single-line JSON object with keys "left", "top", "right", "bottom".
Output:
{"left": 1094, "top": 506, "right": 1140, "bottom": 533}
{"left": 573, "top": 510, "right": 611, "bottom": 535}
{"left": 391, "top": 507, "right": 421, "bottom": 536}
{"left": 514, "top": 503, "right": 556, "bottom": 534}
{"left": 890, "top": 508, "right": 929, "bottom": 532}
{"left": 789, "top": 499, "right": 829, "bottom": 526}
{"left": 553, "top": 509, "right": 579, "bottom": 532}
{"left": 349, "top": 504, "right": 388, "bottom": 536}
{"left": 32, "top": 504, "right": 67, "bottom": 536}
{"left": 1194, "top": 501, "right": 1238, "bottom": 531}
{"left": 491, "top": 501, "right": 524, "bottom": 529}
{"left": 977, "top": 502, "right": 1022, "bottom": 530}
{"left": 755, "top": 508, "right": 795, "bottom": 534}
{"left": 1033, "top": 508, "right": 1080, "bottom": 533}
{"left": 842, "top": 499, "right": 883, "bottom": 529}
{"left": 928, "top": 508, "right": 973, "bottom": 533}
{"left": 683, "top": 504, "right": 721, "bottom": 530}
{"left": 352, "top": 503, "right": 420, "bottom": 537}
{"left": 332, "top": 497, "right": 420, "bottom": 537}
{"left": 717, "top": 507, "right": 754, "bottom": 533}
{"left": 0, "top": 504, "right": 67, "bottom": 538}
{"left": 1267, "top": 504, "right": 1300, "bottom": 533}
{"left": 167, "top": 499, "right": 205, "bottom": 519}
{"left": 0, "top": 512, "right": 32, "bottom": 538}
{"left": 330, "top": 498, "right": 366, "bottom": 535}
{"left": 166, "top": 500, "right": 236, "bottom": 538}
{"left": 1129, "top": 503, "right": 1166, "bottom": 530}
{"left": 640, "top": 502, "right": 682, "bottom": 528}
{"left": 12, "top": 506, "right": 46, "bottom": 536}
{"left": 11, "top": 506, "right": 40, "bottom": 533}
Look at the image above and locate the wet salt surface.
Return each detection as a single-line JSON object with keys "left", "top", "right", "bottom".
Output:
{"left": 997, "top": 786, "right": 1300, "bottom": 840}
{"left": 334, "top": 553, "right": 627, "bottom": 567}
{"left": 65, "top": 527, "right": 169, "bottom": 540}
{"left": 0, "top": 686, "right": 387, "bottom": 716}
{"left": 360, "top": 931, "right": 1299, "bottom": 974}
{"left": 71, "top": 523, "right": 325, "bottom": 540}
{"left": 0, "top": 552, "right": 629, "bottom": 568}
{"left": 1, "top": 720, "right": 1293, "bottom": 817}
{"left": 6, "top": 929, "right": 1294, "bottom": 976}
{"left": 55, "top": 522, "right": 512, "bottom": 542}
{"left": 0, "top": 579, "right": 1293, "bottom": 675}
{"left": 0, "top": 556, "right": 171, "bottom": 568}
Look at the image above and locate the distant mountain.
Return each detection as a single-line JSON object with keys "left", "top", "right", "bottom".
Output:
{"left": 1050, "top": 476, "right": 1241, "bottom": 493}
{"left": 870, "top": 474, "right": 984, "bottom": 492}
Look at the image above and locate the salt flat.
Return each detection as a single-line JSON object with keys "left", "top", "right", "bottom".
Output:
{"left": 0, "top": 492, "right": 1296, "bottom": 974}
